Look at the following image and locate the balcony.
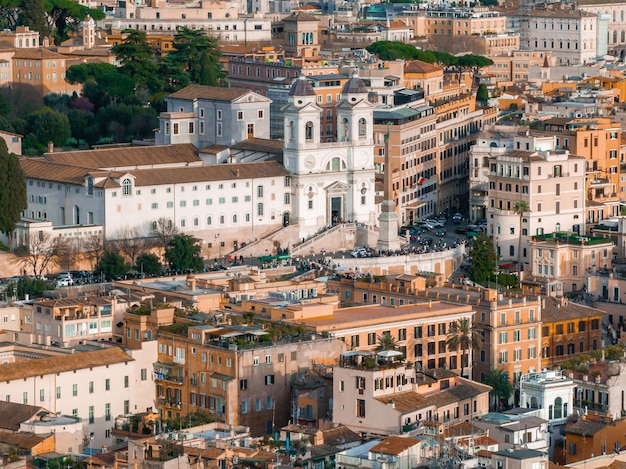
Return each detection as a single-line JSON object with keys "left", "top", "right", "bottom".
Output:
{"left": 153, "top": 362, "right": 184, "bottom": 383}
{"left": 160, "top": 398, "right": 182, "bottom": 409}
{"left": 589, "top": 177, "right": 611, "bottom": 186}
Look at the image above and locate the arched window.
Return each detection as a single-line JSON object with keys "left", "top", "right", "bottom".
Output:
{"left": 207, "top": 216, "right": 212, "bottom": 226}
{"left": 180, "top": 218, "right": 186, "bottom": 228}
{"left": 288, "top": 120, "right": 295, "bottom": 143}
{"left": 621, "top": 10, "right": 624, "bottom": 21}
{"left": 622, "top": 30, "right": 625, "bottom": 42}
{"left": 554, "top": 397, "right": 563, "bottom": 419}
{"left": 87, "top": 177, "right": 94, "bottom": 196}
{"left": 219, "top": 215, "right": 225, "bottom": 224}
{"left": 122, "top": 178, "right": 132, "bottom": 196}
{"left": 193, "top": 217, "right": 199, "bottom": 226}
{"left": 305, "top": 121, "right": 314, "bottom": 141}
{"left": 614, "top": 30, "right": 618, "bottom": 43}
{"left": 342, "top": 118, "right": 349, "bottom": 140}
{"left": 233, "top": 214, "right": 238, "bottom": 223}
{"left": 326, "top": 157, "right": 346, "bottom": 171}
{"left": 152, "top": 220, "right": 157, "bottom": 230}
{"left": 510, "top": 245, "right": 515, "bottom": 256}
{"left": 245, "top": 213, "right": 250, "bottom": 222}
{"left": 358, "top": 118, "right": 367, "bottom": 138}
{"left": 167, "top": 219, "right": 173, "bottom": 229}
{"left": 530, "top": 396, "right": 538, "bottom": 409}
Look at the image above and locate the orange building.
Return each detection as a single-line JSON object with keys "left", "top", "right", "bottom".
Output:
{"left": 537, "top": 118, "right": 622, "bottom": 228}
{"left": 12, "top": 48, "right": 81, "bottom": 96}
{"left": 562, "top": 416, "right": 626, "bottom": 464}
{"left": 540, "top": 296, "right": 605, "bottom": 370}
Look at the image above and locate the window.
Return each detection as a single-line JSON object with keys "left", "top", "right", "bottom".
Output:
{"left": 122, "top": 178, "right": 132, "bottom": 196}
{"left": 105, "top": 403, "right": 111, "bottom": 421}
{"left": 237, "top": 111, "right": 244, "bottom": 120}
{"left": 265, "top": 375, "right": 275, "bottom": 385}
{"left": 105, "top": 379, "right": 110, "bottom": 390}
{"left": 89, "top": 406, "right": 94, "bottom": 424}
{"left": 356, "top": 399, "right": 365, "bottom": 417}
{"left": 240, "top": 379, "right": 248, "bottom": 390}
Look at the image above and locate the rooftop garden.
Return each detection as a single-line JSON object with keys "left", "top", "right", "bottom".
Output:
{"left": 532, "top": 232, "right": 612, "bottom": 246}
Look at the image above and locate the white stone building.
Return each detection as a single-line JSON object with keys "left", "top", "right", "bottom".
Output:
{"left": 524, "top": 8, "right": 602, "bottom": 65}
{"left": 0, "top": 343, "right": 157, "bottom": 449}
{"left": 282, "top": 74, "right": 378, "bottom": 238}
{"left": 155, "top": 85, "right": 271, "bottom": 149}
{"left": 519, "top": 370, "right": 575, "bottom": 427}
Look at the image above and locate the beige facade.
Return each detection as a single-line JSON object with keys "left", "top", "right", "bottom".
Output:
{"left": 424, "top": 8, "right": 507, "bottom": 37}
{"left": 13, "top": 48, "right": 81, "bottom": 96}
{"left": 527, "top": 233, "right": 614, "bottom": 294}
{"left": 333, "top": 359, "right": 490, "bottom": 435}
{"left": 155, "top": 323, "right": 346, "bottom": 436}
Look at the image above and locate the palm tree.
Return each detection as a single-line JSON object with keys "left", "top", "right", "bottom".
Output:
{"left": 375, "top": 333, "right": 398, "bottom": 352}
{"left": 482, "top": 368, "right": 513, "bottom": 411}
{"left": 446, "top": 318, "right": 483, "bottom": 378}
{"left": 513, "top": 200, "right": 530, "bottom": 286}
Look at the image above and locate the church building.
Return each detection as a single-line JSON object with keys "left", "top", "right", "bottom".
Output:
{"left": 282, "top": 73, "right": 378, "bottom": 238}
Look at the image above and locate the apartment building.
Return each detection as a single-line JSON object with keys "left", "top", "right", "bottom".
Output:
{"left": 24, "top": 295, "right": 130, "bottom": 347}
{"left": 327, "top": 277, "right": 542, "bottom": 386}
{"left": 332, "top": 357, "right": 490, "bottom": 435}
{"left": 105, "top": 1, "right": 272, "bottom": 42}
{"left": 485, "top": 50, "right": 549, "bottom": 87}
{"left": 0, "top": 343, "right": 157, "bottom": 448}
{"left": 540, "top": 296, "right": 605, "bottom": 370}
{"left": 527, "top": 232, "right": 614, "bottom": 294}
{"left": 266, "top": 291, "right": 475, "bottom": 377}
{"left": 484, "top": 141, "right": 586, "bottom": 273}
{"left": 524, "top": 8, "right": 601, "bottom": 65}
{"left": 373, "top": 104, "right": 439, "bottom": 223}
{"left": 577, "top": 0, "right": 626, "bottom": 58}
{"left": 13, "top": 48, "right": 81, "bottom": 96}
{"left": 535, "top": 118, "right": 622, "bottom": 228}
{"left": 570, "top": 359, "right": 626, "bottom": 419}
{"left": 563, "top": 416, "right": 626, "bottom": 464}
{"left": 155, "top": 323, "right": 346, "bottom": 436}
{"left": 424, "top": 7, "right": 507, "bottom": 37}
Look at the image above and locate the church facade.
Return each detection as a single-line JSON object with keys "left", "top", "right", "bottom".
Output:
{"left": 282, "top": 74, "right": 378, "bottom": 239}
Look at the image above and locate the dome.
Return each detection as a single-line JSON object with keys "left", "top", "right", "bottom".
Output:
{"left": 341, "top": 71, "right": 368, "bottom": 95}
{"left": 288, "top": 75, "right": 315, "bottom": 97}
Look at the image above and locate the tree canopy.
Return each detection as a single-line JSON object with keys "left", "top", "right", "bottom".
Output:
{"left": 97, "top": 251, "right": 130, "bottom": 279}
{"left": 0, "top": 139, "right": 27, "bottom": 250}
{"left": 366, "top": 41, "right": 493, "bottom": 75}
{"left": 165, "top": 234, "right": 204, "bottom": 272}
{"left": 468, "top": 232, "right": 496, "bottom": 285}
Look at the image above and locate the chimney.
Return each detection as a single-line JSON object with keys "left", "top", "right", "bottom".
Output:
{"left": 47, "top": 141, "right": 54, "bottom": 153}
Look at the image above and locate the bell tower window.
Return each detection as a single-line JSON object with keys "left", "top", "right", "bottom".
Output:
{"left": 305, "top": 121, "right": 314, "bottom": 141}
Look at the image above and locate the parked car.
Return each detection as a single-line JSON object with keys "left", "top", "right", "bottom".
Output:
{"left": 351, "top": 248, "right": 367, "bottom": 258}
{"left": 452, "top": 213, "right": 463, "bottom": 224}
{"left": 56, "top": 277, "right": 74, "bottom": 288}
{"left": 434, "top": 229, "right": 447, "bottom": 237}
{"left": 426, "top": 219, "right": 444, "bottom": 228}
{"left": 415, "top": 221, "right": 435, "bottom": 230}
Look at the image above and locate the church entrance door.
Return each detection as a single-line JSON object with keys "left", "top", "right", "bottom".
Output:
{"left": 331, "top": 196, "right": 342, "bottom": 225}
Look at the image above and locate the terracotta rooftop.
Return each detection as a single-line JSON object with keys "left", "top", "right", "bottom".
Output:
{"left": 231, "top": 138, "right": 284, "bottom": 153}
{"left": 168, "top": 85, "right": 254, "bottom": 102}
{"left": 0, "top": 402, "right": 47, "bottom": 432}
{"left": 13, "top": 48, "right": 67, "bottom": 59}
{"left": 405, "top": 60, "right": 442, "bottom": 75}
{"left": 374, "top": 390, "right": 428, "bottom": 412}
{"left": 44, "top": 144, "right": 201, "bottom": 170}
{"left": 0, "top": 432, "right": 50, "bottom": 449}
{"left": 370, "top": 436, "right": 420, "bottom": 455}
{"left": 283, "top": 11, "right": 320, "bottom": 22}
{"left": 130, "top": 161, "right": 289, "bottom": 186}
{"left": 542, "top": 297, "right": 606, "bottom": 322}
{"left": 20, "top": 157, "right": 91, "bottom": 185}
{"left": 322, "top": 425, "right": 361, "bottom": 446}
{"left": 0, "top": 347, "right": 133, "bottom": 382}
{"left": 296, "top": 302, "right": 472, "bottom": 331}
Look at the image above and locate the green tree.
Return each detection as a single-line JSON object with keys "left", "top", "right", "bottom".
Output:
{"left": 112, "top": 30, "right": 160, "bottom": 92}
{"left": 0, "top": 140, "right": 27, "bottom": 250}
{"left": 97, "top": 251, "right": 130, "bottom": 279}
{"left": 374, "top": 332, "right": 398, "bottom": 352}
{"left": 446, "top": 318, "right": 483, "bottom": 378}
{"left": 482, "top": 368, "right": 512, "bottom": 411}
{"left": 513, "top": 200, "right": 530, "bottom": 286}
{"left": 26, "top": 107, "right": 71, "bottom": 148}
{"left": 164, "top": 234, "right": 204, "bottom": 272}
{"left": 468, "top": 232, "right": 496, "bottom": 286}
{"left": 135, "top": 252, "right": 161, "bottom": 276}
{"left": 20, "top": 0, "right": 47, "bottom": 43}
{"left": 456, "top": 54, "right": 494, "bottom": 85}
{"left": 476, "top": 83, "right": 489, "bottom": 103}
{"left": 166, "top": 27, "right": 226, "bottom": 87}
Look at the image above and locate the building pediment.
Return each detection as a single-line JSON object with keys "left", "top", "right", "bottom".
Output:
{"left": 325, "top": 181, "right": 350, "bottom": 193}
{"left": 336, "top": 98, "right": 375, "bottom": 110}
{"left": 281, "top": 102, "right": 322, "bottom": 113}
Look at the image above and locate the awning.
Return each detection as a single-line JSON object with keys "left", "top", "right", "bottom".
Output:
{"left": 405, "top": 201, "right": 426, "bottom": 209}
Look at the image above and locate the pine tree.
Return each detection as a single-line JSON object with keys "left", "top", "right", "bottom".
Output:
{"left": 20, "top": 0, "right": 47, "bottom": 43}
{"left": 0, "top": 140, "right": 27, "bottom": 250}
